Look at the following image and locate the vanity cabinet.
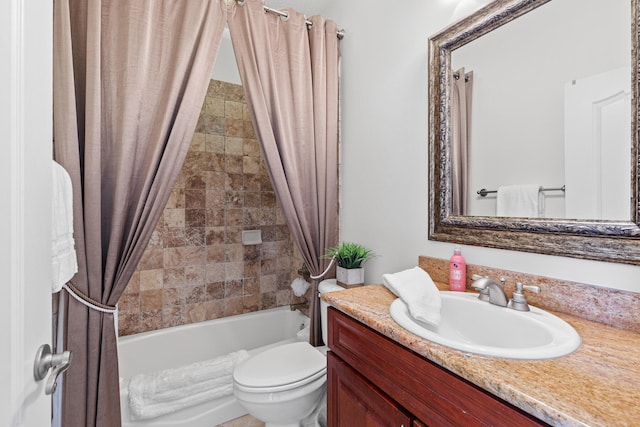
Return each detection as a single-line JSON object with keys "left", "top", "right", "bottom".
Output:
{"left": 327, "top": 307, "right": 548, "bottom": 426}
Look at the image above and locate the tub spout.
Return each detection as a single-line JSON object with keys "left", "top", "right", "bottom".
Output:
{"left": 290, "top": 300, "right": 308, "bottom": 311}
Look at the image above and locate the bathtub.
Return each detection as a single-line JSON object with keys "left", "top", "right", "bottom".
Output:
{"left": 118, "top": 306, "right": 310, "bottom": 427}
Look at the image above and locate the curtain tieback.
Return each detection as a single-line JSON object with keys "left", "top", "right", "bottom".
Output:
{"left": 63, "top": 282, "right": 119, "bottom": 337}
{"left": 63, "top": 282, "right": 117, "bottom": 313}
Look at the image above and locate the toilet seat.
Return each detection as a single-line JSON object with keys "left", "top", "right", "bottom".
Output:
{"left": 233, "top": 342, "right": 326, "bottom": 393}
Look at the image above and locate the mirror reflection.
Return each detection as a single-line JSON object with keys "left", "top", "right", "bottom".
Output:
{"left": 450, "top": 0, "right": 631, "bottom": 220}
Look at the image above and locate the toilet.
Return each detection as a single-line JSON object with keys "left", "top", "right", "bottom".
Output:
{"left": 232, "top": 279, "right": 344, "bottom": 427}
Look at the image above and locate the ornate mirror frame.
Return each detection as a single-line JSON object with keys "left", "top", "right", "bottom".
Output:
{"left": 428, "top": 0, "right": 640, "bottom": 265}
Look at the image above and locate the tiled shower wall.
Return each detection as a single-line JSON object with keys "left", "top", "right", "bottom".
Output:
{"left": 118, "top": 79, "right": 304, "bottom": 336}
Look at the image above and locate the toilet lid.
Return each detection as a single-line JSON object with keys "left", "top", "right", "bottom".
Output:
{"left": 234, "top": 342, "right": 326, "bottom": 389}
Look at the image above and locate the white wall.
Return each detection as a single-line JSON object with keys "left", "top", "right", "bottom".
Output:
{"left": 322, "top": 0, "right": 640, "bottom": 292}
{"left": 211, "top": 28, "right": 241, "bottom": 85}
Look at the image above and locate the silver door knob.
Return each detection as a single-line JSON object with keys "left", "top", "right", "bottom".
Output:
{"left": 33, "top": 344, "right": 73, "bottom": 395}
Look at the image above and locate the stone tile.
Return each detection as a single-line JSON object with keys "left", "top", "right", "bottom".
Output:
{"left": 137, "top": 248, "right": 164, "bottom": 270}
{"left": 206, "top": 263, "right": 226, "bottom": 283}
{"left": 126, "top": 271, "right": 140, "bottom": 293}
{"left": 260, "top": 274, "right": 277, "bottom": 293}
{"left": 243, "top": 138, "right": 260, "bottom": 156}
{"left": 225, "top": 136, "right": 244, "bottom": 155}
{"left": 207, "top": 245, "right": 226, "bottom": 264}
{"left": 260, "top": 292, "right": 277, "bottom": 310}
{"left": 195, "top": 114, "right": 225, "bottom": 135}
{"left": 225, "top": 262, "right": 244, "bottom": 281}
{"left": 164, "top": 209, "right": 185, "bottom": 228}
{"left": 226, "top": 244, "right": 244, "bottom": 263}
{"left": 162, "top": 306, "right": 185, "bottom": 328}
{"left": 185, "top": 189, "right": 206, "bottom": 208}
{"left": 205, "top": 134, "right": 225, "bottom": 153}
{"left": 205, "top": 97, "right": 225, "bottom": 116}
{"left": 185, "top": 265, "right": 206, "bottom": 286}
{"left": 185, "top": 285, "right": 207, "bottom": 304}
{"left": 163, "top": 267, "right": 185, "bottom": 288}
{"left": 243, "top": 120, "right": 256, "bottom": 139}
{"left": 226, "top": 173, "right": 244, "bottom": 191}
{"left": 206, "top": 207, "right": 225, "bottom": 227}
{"left": 225, "top": 101, "right": 244, "bottom": 119}
{"left": 226, "top": 208, "right": 243, "bottom": 227}
{"left": 225, "top": 280, "right": 243, "bottom": 298}
{"left": 244, "top": 277, "right": 260, "bottom": 295}
{"left": 243, "top": 293, "right": 260, "bottom": 313}
{"left": 190, "top": 132, "right": 206, "bottom": 152}
{"left": 117, "top": 290, "right": 140, "bottom": 312}
{"left": 186, "top": 303, "right": 206, "bottom": 323}
{"left": 206, "top": 227, "right": 226, "bottom": 245}
{"left": 140, "top": 269, "right": 164, "bottom": 291}
{"left": 225, "top": 154, "right": 244, "bottom": 173}
{"left": 162, "top": 287, "right": 185, "bottom": 307}
{"left": 205, "top": 300, "right": 225, "bottom": 320}
{"left": 140, "top": 309, "right": 162, "bottom": 332}
{"left": 224, "top": 297, "right": 244, "bottom": 316}
{"left": 206, "top": 282, "right": 225, "bottom": 301}
{"left": 243, "top": 156, "right": 261, "bottom": 174}
{"left": 185, "top": 209, "right": 206, "bottom": 228}
{"left": 140, "top": 289, "right": 163, "bottom": 311}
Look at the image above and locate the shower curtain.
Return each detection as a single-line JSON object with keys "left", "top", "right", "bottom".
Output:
{"left": 227, "top": 0, "right": 340, "bottom": 346}
{"left": 53, "top": 0, "right": 226, "bottom": 424}
{"left": 452, "top": 68, "right": 473, "bottom": 216}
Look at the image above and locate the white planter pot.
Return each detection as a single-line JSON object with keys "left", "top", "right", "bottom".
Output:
{"left": 336, "top": 266, "right": 364, "bottom": 288}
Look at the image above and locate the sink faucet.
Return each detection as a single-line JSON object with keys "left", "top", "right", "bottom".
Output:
{"left": 471, "top": 276, "right": 508, "bottom": 307}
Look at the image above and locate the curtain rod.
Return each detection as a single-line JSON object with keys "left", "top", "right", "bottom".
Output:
{"left": 262, "top": 5, "right": 345, "bottom": 39}
{"left": 477, "top": 185, "right": 566, "bottom": 198}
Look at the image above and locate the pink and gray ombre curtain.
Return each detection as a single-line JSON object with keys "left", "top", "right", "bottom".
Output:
{"left": 53, "top": 0, "right": 226, "bottom": 424}
{"left": 228, "top": 0, "right": 340, "bottom": 346}
{"left": 452, "top": 68, "right": 473, "bottom": 216}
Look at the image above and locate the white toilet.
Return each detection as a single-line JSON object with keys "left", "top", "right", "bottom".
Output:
{"left": 233, "top": 279, "right": 344, "bottom": 427}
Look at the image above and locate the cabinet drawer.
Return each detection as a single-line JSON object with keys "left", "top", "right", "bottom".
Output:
{"left": 328, "top": 308, "right": 547, "bottom": 427}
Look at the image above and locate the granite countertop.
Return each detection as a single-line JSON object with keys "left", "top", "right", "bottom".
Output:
{"left": 323, "top": 284, "right": 640, "bottom": 427}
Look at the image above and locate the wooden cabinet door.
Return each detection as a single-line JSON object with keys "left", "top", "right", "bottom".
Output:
{"left": 328, "top": 352, "right": 413, "bottom": 427}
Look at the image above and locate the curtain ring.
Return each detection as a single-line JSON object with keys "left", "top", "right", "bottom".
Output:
{"left": 236, "top": 0, "right": 245, "bottom": 5}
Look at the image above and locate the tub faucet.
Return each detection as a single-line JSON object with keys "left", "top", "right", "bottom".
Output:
{"left": 471, "top": 276, "right": 508, "bottom": 307}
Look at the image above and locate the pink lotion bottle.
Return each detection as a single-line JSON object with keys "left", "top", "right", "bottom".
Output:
{"left": 449, "top": 246, "right": 466, "bottom": 292}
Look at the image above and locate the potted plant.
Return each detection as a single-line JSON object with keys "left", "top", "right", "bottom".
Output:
{"left": 323, "top": 242, "right": 374, "bottom": 288}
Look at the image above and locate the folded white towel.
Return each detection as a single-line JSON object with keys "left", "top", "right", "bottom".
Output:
{"left": 128, "top": 350, "right": 249, "bottom": 420}
{"left": 496, "top": 185, "right": 543, "bottom": 218}
{"left": 383, "top": 267, "right": 442, "bottom": 327}
{"left": 51, "top": 161, "right": 77, "bottom": 293}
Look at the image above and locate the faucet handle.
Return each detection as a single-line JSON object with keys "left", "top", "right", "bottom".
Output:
{"left": 509, "top": 282, "right": 540, "bottom": 311}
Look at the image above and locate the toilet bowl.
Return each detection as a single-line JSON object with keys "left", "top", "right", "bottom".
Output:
{"left": 232, "top": 279, "right": 344, "bottom": 427}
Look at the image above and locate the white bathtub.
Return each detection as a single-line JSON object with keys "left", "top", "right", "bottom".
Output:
{"left": 118, "top": 306, "right": 310, "bottom": 427}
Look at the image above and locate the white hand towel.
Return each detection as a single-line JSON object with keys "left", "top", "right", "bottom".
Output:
{"left": 496, "top": 185, "right": 543, "bottom": 218}
{"left": 383, "top": 267, "right": 442, "bottom": 327}
{"left": 51, "top": 161, "right": 78, "bottom": 293}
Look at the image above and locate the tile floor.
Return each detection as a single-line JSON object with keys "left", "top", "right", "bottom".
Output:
{"left": 216, "top": 414, "right": 264, "bottom": 427}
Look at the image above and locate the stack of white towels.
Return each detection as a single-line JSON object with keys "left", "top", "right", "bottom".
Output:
{"left": 51, "top": 161, "right": 78, "bottom": 293}
{"left": 128, "top": 350, "right": 249, "bottom": 421}
{"left": 383, "top": 267, "right": 442, "bottom": 327}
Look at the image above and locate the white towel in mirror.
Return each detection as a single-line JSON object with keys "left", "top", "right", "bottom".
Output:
{"left": 496, "top": 185, "right": 544, "bottom": 218}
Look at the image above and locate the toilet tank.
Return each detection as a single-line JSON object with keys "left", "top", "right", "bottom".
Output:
{"left": 318, "top": 279, "right": 345, "bottom": 345}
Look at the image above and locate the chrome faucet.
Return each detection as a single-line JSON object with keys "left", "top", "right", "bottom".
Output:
{"left": 471, "top": 276, "right": 508, "bottom": 307}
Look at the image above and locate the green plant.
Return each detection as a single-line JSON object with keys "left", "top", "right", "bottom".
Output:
{"left": 323, "top": 242, "right": 374, "bottom": 269}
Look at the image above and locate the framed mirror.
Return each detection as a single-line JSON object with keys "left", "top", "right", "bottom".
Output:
{"left": 428, "top": 0, "right": 640, "bottom": 264}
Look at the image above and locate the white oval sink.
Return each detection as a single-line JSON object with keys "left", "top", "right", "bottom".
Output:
{"left": 389, "top": 291, "right": 580, "bottom": 359}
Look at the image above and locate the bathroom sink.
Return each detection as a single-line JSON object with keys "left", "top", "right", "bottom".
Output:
{"left": 389, "top": 291, "right": 580, "bottom": 359}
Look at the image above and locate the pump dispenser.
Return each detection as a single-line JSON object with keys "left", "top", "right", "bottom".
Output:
{"left": 449, "top": 246, "right": 466, "bottom": 292}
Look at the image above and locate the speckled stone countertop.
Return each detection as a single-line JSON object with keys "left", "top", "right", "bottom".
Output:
{"left": 323, "top": 284, "right": 640, "bottom": 427}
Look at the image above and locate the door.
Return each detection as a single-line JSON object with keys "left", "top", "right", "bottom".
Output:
{"left": 564, "top": 67, "right": 631, "bottom": 220}
{"left": 0, "top": 0, "right": 54, "bottom": 426}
